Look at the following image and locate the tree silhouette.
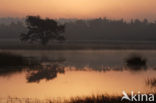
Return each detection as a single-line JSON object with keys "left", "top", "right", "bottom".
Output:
{"left": 20, "top": 16, "right": 65, "bottom": 45}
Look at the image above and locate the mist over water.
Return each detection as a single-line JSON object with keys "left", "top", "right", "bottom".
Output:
{"left": 0, "top": 50, "right": 156, "bottom": 102}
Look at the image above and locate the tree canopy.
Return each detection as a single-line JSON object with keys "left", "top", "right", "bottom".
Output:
{"left": 20, "top": 16, "right": 65, "bottom": 45}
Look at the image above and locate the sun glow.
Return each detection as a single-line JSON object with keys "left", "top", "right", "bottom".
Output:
{"left": 0, "top": 0, "right": 156, "bottom": 20}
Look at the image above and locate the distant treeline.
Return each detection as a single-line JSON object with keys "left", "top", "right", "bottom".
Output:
{"left": 0, "top": 18, "right": 156, "bottom": 41}
{"left": 0, "top": 21, "right": 25, "bottom": 38}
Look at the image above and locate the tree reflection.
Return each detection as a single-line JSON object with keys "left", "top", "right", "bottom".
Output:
{"left": 0, "top": 52, "right": 66, "bottom": 83}
{"left": 0, "top": 52, "right": 39, "bottom": 76}
{"left": 26, "top": 63, "right": 65, "bottom": 83}
{"left": 124, "top": 54, "right": 147, "bottom": 71}
{"left": 0, "top": 52, "right": 155, "bottom": 84}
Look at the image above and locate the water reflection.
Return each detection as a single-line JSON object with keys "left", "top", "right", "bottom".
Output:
{"left": 0, "top": 67, "right": 156, "bottom": 100}
{"left": 0, "top": 51, "right": 156, "bottom": 100}
{"left": 0, "top": 52, "right": 66, "bottom": 83}
{"left": 0, "top": 52, "right": 154, "bottom": 83}
{"left": 26, "top": 64, "right": 65, "bottom": 83}
{"left": 0, "top": 52, "right": 39, "bottom": 77}
{"left": 125, "top": 53, "right": 147, "bottom": 71}
{"left": 146, "top": 78, "right": 156, "bottom": 89}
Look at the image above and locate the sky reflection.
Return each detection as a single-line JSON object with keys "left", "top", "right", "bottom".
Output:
{"left": 0, "top": 66, "right": 156, "bottom": 99}
{"left": 1, "top": 50, "right": 156, "bottom": 100}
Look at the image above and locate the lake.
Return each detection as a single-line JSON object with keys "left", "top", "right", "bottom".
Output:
{"left": 0, "top": 50, "right": 156, "bottom": 102}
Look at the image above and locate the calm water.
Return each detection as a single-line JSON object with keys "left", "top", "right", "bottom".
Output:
{"left": 1, "top": 50, "right": 156, "bottom": 101}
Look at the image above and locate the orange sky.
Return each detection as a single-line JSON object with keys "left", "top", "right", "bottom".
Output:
{"left": 1, "top": 0, "right": 156, "bottom": 20}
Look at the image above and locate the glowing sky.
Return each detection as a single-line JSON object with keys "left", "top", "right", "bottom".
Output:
{"left": 1, "top": 0, "right": 156, "bottom": 20}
